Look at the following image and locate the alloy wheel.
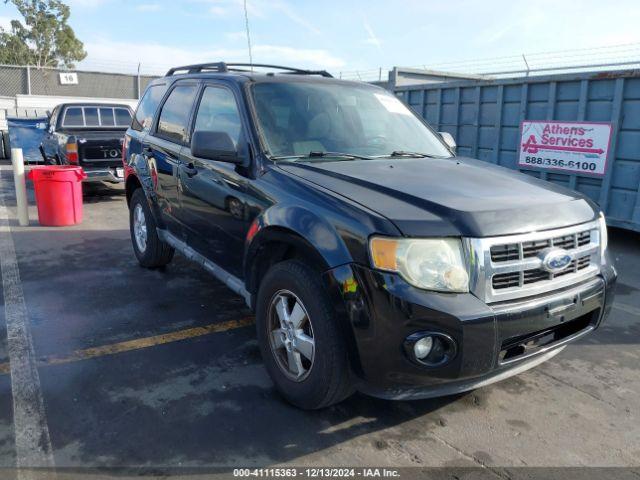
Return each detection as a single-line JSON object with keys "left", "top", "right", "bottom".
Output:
{"left": 267, "top": 289, "right": 315, "bottom": 381}
{"left": 133, "top": 203, "right": 148, "bottom": 253}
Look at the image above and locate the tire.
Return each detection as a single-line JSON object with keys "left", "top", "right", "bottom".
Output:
{"left": 256, "top": 260, "right": 354, "bottom": 409}
{"left": 129, "top": 188, "right": 174, "bottom": 268}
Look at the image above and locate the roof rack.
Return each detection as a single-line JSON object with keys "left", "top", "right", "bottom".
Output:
{"left": 165, "top": 62, "right": 333, "bottom": 78}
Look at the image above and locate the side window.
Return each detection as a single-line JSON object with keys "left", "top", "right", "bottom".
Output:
{"left": 156, "top": 85, "right": 198, "bottom": 144}
{"left": 132, "top": 84, "right": 167, "bottom": 132}
{"left": 193, "top": 86, "right": 243, "bottom": 147}
{"left": 63, "top": 107, "right": 83, "bottom": 127}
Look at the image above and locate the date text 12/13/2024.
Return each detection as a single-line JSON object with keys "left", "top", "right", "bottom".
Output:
{"left": 233, "top": 468, "right": 400, "bottom": 478}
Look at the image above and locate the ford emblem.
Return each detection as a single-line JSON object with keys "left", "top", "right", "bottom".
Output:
{"left": 539, "top": 248, "right": 572, "bottom": 273}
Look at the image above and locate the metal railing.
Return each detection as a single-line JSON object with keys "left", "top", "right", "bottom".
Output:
{"left": 338, "top": 43, "right": 640, "bottom": 82}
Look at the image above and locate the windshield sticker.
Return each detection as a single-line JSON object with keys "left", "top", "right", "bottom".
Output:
{"left": 374, "top": 93, "right": 412, "bottom": 116}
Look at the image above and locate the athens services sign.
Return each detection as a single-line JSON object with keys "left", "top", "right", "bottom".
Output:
{"left": 519, "top": 120, "right": 612, "bottom": 176}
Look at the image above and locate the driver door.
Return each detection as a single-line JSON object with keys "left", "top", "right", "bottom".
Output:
{"left": 176, "top": 84, "right": 250, "bottom": 277}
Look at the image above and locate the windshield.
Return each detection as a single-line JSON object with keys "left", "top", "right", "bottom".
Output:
{"left": 250, "top": 81, "right": 453, "bottom": 160}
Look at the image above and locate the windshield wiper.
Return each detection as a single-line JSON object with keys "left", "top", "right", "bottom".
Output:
{"left": 272, "top": 151, "right": 372, "bottom": 161}
{"left": 386, "top": 151, "right": 435, "bottom": 158}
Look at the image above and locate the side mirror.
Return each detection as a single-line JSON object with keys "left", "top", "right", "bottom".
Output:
{"left": 191, "top": 131, "right": 241, "bottom": 163}
{"left": 439, "top": 132, "right": 456, "bottom": 153}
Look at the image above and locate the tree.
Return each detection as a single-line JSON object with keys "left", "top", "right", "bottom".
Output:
{"left": 0, "top": 0, "right": 86, "bottom": 68}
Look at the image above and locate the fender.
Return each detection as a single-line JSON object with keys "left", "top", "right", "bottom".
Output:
{"left": 244, "top": 203, "right": 355, "bottom": 288}
{"left": 244, "top": 206, "right": 367, "bottom": 375}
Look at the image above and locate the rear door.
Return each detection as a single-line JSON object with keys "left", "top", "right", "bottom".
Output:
{"left": 143, "top": 82, "right": 199, "bottom": 235}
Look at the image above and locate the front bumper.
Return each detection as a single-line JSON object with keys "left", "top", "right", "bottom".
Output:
{"left": 323, "top": 260, "right": 616, "bottom": 400}
{"left": 83, "top": 167, "right": 124, "bottom": 183}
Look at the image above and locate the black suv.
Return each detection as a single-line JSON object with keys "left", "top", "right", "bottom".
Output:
{"left": 123, "top": 63, "right": 616, "bottom": 409}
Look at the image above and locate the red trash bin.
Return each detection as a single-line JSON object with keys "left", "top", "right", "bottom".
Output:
{"left": 27, "top": 166, "right": 87, "bottom": 226}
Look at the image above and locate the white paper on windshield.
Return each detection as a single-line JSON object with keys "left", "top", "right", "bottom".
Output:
{"left": 374, "top": 93, "right": 411, "bottom": 115}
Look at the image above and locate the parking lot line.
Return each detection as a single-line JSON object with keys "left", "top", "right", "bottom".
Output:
{"left": 0, "top": 300, "right": 635, "bottom": 378}
{"left": 0, "top": 316, "right": 255, "bottom": 375}
{"left": 0, "top": 169, "right": 56, "bottom": 474}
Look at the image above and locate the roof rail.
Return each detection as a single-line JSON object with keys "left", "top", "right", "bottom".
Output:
{"left": 165, "top": 62, "right": 229, "bottom": 76}
{"left": 165, "top": 62, "right": 333, "bottom": 78}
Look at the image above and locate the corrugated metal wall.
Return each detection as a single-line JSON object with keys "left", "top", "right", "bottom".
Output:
{"left": 395, "top": 69, "right": 640, "bottom": 232}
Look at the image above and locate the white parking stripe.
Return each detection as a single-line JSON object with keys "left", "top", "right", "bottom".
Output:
{"left": 0, "top": 167, "right": 55, "bottom": 476}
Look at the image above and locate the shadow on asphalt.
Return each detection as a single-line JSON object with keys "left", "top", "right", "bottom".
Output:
{"left": 82, "top": 182, "right": 125, "bottom": 204}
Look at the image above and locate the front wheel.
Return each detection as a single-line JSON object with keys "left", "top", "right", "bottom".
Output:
{"left": 129, "top": 188, "right": 174, "bottom": 268}
{"left": 256, "top": 260, "right": 354, "bottom": 409}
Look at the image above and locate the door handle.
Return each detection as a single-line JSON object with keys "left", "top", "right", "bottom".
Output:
{"left": 181, "top": 162, "right": 198, "bottom": 177}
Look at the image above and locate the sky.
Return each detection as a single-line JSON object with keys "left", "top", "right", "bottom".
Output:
{"left": 1, "top": 0, "right": 640, "bottom": 77}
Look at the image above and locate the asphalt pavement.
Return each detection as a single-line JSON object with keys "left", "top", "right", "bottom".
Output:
{"left": 0, "top": 163, "right": 638, "bottom": 478}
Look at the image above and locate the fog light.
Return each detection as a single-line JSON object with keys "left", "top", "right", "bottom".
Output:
{"left": 413, "top": 336, "right": 433, "bottom": 359}
{"left": 404, "top": 332, "right": 457, "bottom": 367}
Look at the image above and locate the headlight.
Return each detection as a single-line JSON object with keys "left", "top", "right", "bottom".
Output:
{"left": 598, "top": 212, "right": 608, "bottom": 257}
{"left": 369, "top": 237, "right": 469, "bottom": 292}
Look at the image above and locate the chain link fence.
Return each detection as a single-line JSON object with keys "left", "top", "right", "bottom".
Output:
{"left": 0, "top": 64, "right": 159, "bottom": 159}
{"left": 0, "top": 64, "right": 158, "bottom": 100}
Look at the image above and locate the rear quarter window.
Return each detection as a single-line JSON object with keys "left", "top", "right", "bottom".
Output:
{"left": 132, "top": 84, "right": 168, "bottom": 132}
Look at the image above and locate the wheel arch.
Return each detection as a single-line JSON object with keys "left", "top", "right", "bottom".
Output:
{"left": 125, "top": 173, "right": 142, "bottom": 207}
{"left": 246, "top": 222, "right": 365, "bottom": 380}
{"left": 245, "top": 225, "right": 332, "bottom": 298}
{"left": 244, "top": 205, "right": 355, "bottom": 297}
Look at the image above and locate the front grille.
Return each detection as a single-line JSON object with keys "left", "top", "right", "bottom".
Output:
{"left": 490, "top": 228, "right": 592, "bottom": 263}
{"left": 467, "top": 221, "right": 601, "bottom": 303}
{"left": 490, "top": 243, "right": 519, "bottom": 262}
{"left": 522, "top": 239, "right": 550, "bottom": 258}
{"left": 492, "top": 254, "right": 592, "bottom": 290}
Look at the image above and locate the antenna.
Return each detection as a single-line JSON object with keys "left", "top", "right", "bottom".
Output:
{"left": 243, "top": 0, "right": 253, "bottom": 72}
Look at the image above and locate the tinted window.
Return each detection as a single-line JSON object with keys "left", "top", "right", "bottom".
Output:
{"left": 84, "top": 107, "right": 99, "bottom": 126}
{"left": 194, "top": 87, "right": 243, "bottom": 147}
{"left": 132, "top": 84, "right": 167, "bottom": 132}
{"left": 63, "top": 107, "right": 83, "bottom": 127}
{"left": 99, "top": 108, "right": 115, "bottom": 126}
{"left": 115, "top": 108, "right": 132, "bottom": 126}
{"left": 157, "top": 85, "right": 198, "bottom": 144}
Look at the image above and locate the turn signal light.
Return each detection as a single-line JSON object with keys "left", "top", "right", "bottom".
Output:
{"left": 370, "top": 237, "right": 398, "bottom": 270}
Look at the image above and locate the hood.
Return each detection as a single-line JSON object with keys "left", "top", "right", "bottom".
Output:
{"left": 276, "top": 157, "right": 598, "bottom": 237}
